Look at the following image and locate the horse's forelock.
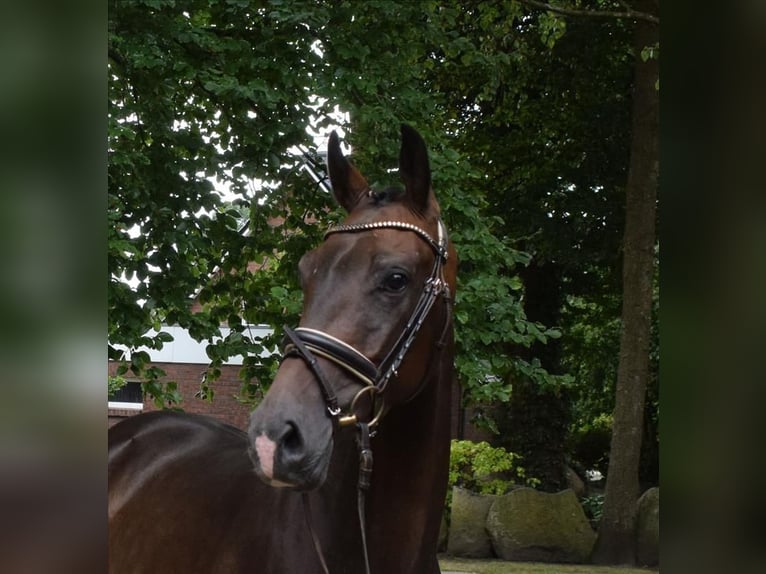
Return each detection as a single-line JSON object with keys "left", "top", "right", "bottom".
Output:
{"left": 366, "top": 186, "right": 435, "bottom": 219}
{"left": 368, "top": 186, "right": 405, "bottom": 206}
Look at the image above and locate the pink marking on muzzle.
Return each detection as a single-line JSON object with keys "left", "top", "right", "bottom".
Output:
{"left": 254, "top": 433, "right": 296, "bottom": 487}
{"left": 254, "top": 434, "right": 277, "bottom": 480}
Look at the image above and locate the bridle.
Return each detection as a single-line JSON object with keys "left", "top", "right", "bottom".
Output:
{"left": 282, "top": 218, "right": 451, "bottom": 431}
{"left": 280, "top": 217, "right": 451, "bottom": 574}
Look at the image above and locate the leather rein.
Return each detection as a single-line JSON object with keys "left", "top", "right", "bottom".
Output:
{"left": 281, "top": 218, "right": 451, "bottom": 574}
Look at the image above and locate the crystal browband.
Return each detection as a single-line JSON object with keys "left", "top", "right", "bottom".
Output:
{"left": 325, "top": 220, "right": 447, "bottom": 260}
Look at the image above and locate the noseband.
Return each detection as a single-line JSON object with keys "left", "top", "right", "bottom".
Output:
{"left": 281, "top": 218, "right": 451, "bottom": 574}
{"left": 282, "top": 218, "right": 451, "bottom": 431}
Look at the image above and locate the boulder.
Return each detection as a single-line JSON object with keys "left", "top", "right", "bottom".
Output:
{"left": 446, "top": 487, "right": 498, "bottom": 558}
{"left": 438, "top": 512, "right": 448, "bottom": 552}
{"left": 566, "top": 466, "right": 587, "bottom": 499}
{"left": 635, "top": 487, "right": 659, "bottom": 566}
{"left": 486, "top": 487, "right": 596, "bottom": 563}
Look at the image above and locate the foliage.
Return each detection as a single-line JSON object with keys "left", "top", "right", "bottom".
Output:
{"left": 311, "top": 0, "right": 570, "bottom": 407}
{"left": 563, "top": 295, "right": 622, "bottom": 420}
{"left": 563, "top": 258, "right": 659, "bottom": 482}
{"left": 108, "top": 0, "right": 324, "bottom": 402}
{"left": 562, "top": 290, "right": 621, "bottom": 476}
{"left": 418, "top": 1, "right": 640, "bottom": 490}
{"left": 449, "top": 439, "right": 539, "bottom": 495}
{"left": 108, "top": 374, "right": 127, "bottom": 396}
{"left": 581, "top": 493, "right": 605, "bottom": 529}
{"left": 107, "top": 0, "right": 659, "bottom": 500}
{"left": 445, "top": 439, "right": 539, "bottom": 527}
{"left": 569, "top": 413, "right": 613, "bottom": 477}
{"left": 426, "top": 1, "right": 659, "bottom": 490}
{"left": 107, "top": 2, "right": 659, "bottom": 566}
{"left": 108, "top": 0, "right": 568, "bottom": 409}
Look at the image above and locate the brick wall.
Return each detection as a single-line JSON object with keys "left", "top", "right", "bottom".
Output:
{"left": 108, "top": 361, "right": 254, "bottom": 430}
{"left": 448, "top": 376, "right": 497, "bottom": 443}
{"left": 109, "top": 360, "right": 484, "bottom": 440}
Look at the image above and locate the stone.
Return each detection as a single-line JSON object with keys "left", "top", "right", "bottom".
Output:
{"left": 438, "top": 512, "right": 449, "bottom": 552}
{"left": 446, "top": 487, "right": 498, "bottom": 558}
{"left": 486, "top": 487, "right": 596, "bottom": 563}
{"left": 566, "top": 466, "right": 587, "bottom": 499}
{"left": 635, "top": 487, "right": 659, "bottom": 566}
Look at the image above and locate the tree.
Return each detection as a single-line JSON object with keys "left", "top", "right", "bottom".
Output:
{"left": 312, "top": 0, "right": 566, "bottom": 420}
{"left": 108, "top": 7, "right": 660, "bottom": 557}
{"left": 415, "top": 0, "right": 638, "bottom": 492}
{"left": 475, "top": 0, "right": 659, "bottom": 561}
{"left": 108, "top": 0, "right": 346, "bottom": 403}
{"left": 592, "top": 1, "right": 659, "bottom": 563}
{"left": 414, "top": 0, "right": 660, "bottom": 552}
{"left": 108, "top": 1, "right": 553, "bottom": 410}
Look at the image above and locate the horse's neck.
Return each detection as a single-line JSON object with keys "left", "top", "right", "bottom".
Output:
{"left": 309, "top": 340, "right": 453, "bottom": 572}
{"left": 366, "top": 367, "right": 451, "bottom": 562}
{"left": 367, "top": 345, "right": 454, "bottom": 570}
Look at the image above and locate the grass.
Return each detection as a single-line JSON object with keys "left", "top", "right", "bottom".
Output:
{"left": 438, "top": 556, "right": 659, "bottom": 574}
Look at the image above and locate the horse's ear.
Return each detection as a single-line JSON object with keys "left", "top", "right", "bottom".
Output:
{"left": 398, "top": 124, "right": 432, "bottom": 214}
{"left": 327, "top": 131, "right": 369, "bottom": 213}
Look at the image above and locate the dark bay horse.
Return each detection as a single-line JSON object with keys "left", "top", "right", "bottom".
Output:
{"left": 108, "top": 125, "right": 457, "bottom": 573}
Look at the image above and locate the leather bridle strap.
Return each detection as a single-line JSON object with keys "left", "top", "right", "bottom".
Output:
{"left": 301, "top": 421, "right": 373, "bottom": 574}
{"left": 282, "top": 326, "right": 341, "bottom": 421}
{"left": 287, "top": 327, "right": 379, "bottom": 388}
{"left": 375, "top": 251, "right": 448, "bottom": 394}
{"left": 356, "top": 422, "right": 373, "bottom": 574}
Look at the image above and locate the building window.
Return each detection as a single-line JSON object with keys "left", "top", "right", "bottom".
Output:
{"left": 108, "top": 380, "right": 143, "bottom": 411}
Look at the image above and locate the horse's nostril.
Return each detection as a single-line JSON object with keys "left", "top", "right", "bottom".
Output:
{"left": 280, "top": 421, "right": 303, "bottom": 453}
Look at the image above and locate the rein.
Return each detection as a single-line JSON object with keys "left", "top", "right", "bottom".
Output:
{"left": 281, "top": 218, "right": 451, "bottom": 574}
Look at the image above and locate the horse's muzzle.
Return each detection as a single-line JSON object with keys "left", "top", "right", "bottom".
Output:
{"left": 247, "top": 374, "right": 335, "bottom": 490}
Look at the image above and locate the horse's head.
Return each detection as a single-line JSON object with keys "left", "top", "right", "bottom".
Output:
{"left": 248, "top": 125, "right": 456, "bottom": 490}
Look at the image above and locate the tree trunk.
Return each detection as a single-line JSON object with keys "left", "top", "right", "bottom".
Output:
{"left": 591, "top": 5, "right": 659, "bottom": 565}
{"left": 500, "top": 261, "right": 570, "bottom": 492}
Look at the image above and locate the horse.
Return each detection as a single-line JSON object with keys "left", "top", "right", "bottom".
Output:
{"left": 108, "top": 124, "right": 457, "bottom": 574}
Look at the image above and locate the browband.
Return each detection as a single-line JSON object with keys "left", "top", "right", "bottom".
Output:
{"left": 325, "top": 220, "right": 448, "bottom": 261}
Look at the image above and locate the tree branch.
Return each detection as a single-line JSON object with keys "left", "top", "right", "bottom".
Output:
{"left": 516, "top": 0, "right": 659, "bottom": 25}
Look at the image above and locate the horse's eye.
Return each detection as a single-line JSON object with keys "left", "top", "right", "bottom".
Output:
{"left": 382, "top": 271, "right": 409, "bottom": 293}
